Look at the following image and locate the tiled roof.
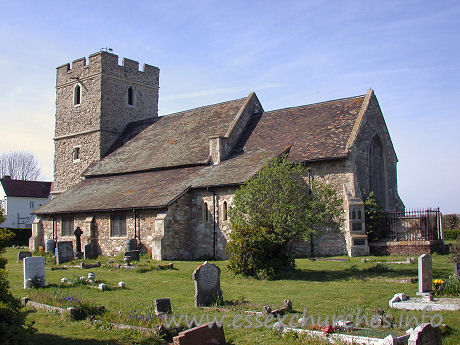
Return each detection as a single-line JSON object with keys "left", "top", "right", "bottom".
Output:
{"left": 238, "top": 95, "right": 365, "bottom": 162}
{"left": 86, "top": 97, "right": 248, "bottom": 176}
{"left": 34, "top": 148, "right": 281, "bottom": 214}
{"left": 1, "top": 178, "right": 52, "bottom": 198}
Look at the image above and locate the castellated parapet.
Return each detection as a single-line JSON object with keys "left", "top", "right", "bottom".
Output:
{"left": 53, "top": 51, "right": 160, "bottom": 195}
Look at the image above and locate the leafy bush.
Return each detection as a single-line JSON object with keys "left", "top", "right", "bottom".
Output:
{"left": 443, "top": 214, "right": 459, "bottom": 230}
{"left": 364, "top": 192, "right": 388, "bottom": 241}
{"left": 1, "top": 228, "right": 32, "bottom": 246}
{"left": 445, "top": 229, "right": 460, "bottom": 241}
{"left": 227, "top": 155, "right": 342, "bottom": 279}
{"left": 0, "top": 217, "right": 36, "bottom": 343}
{"left": 450, "top": 235, "right": 460, "bottom": 264}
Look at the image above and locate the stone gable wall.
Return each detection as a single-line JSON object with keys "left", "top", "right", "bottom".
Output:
{"left": 352, "top": 94, "right": 404, "bottom": 211}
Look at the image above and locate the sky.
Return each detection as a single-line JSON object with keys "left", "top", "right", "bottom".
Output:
{"left": 0, "top": 0, "right": 459, "bottom": 213}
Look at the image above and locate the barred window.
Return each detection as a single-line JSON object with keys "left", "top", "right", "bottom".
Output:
{"left": 111, "top": 215, "right": 126, "bottom": 237}
{"left": 62, "top": 217, "right": 74, "bottom": 236}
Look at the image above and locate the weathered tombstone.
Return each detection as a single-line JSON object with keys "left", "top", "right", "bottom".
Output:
{"left": 124, "top": 250, "right": 140, "bottom": 261}
{"left": 416, "top": 254, "right": 433, "bottom": 301}
{"left": 84, "top": 243, "right": 98, "bottom": 260}
{"left": 173, "top": 323, "right": 225, "bottom": 345}
{"left": 193, "top": 261, "right": 223, "bottom": 307}
{"left": 155, "top": 298, "right": 172, "bottom": 316}
{"left": 454, "top": 262, "right": 459, "bottom": 277}
{"left": 45, "top": 239, "right": 56, "bottom": 254}
{"left": 23, "top": 256, "right": 45, "bottom": 289}
{"left": 408, "top": 323, "right": 441, "bottom": 345}
{"left": 56, "top": 241, "right": 74, "bottom": 265}
{"left": 17, "top": 251, "right": 32, "bottom": 263}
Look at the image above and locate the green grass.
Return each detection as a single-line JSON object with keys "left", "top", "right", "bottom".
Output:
{"left": 5, "top": 248, "right": 460, "bottom": 344}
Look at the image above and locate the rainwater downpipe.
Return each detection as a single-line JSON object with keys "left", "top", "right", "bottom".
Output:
{"left": 133, "top": 209, "right": 138, "bottom": 240}
{"left": 52, "top": 218, "right": 55, "bottom": 240}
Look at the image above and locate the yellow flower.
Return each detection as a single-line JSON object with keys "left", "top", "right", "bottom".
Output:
{"left": 432, "top": 279, "right": 444, "bottom": 284}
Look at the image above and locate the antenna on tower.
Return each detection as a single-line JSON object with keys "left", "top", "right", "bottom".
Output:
{"left": 100, "top": 47, "right": 113, "bottom": 53}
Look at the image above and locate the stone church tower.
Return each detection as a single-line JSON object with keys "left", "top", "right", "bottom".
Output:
{"left": 52, "top": 51, "right": 159, "bottom": 195}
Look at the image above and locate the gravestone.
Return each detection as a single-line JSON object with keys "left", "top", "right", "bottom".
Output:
{"left": 173, "top": 323, "right": 225, "bottom": 345}
{"left": 193, "top": 261, "right": 223, "bottom": 307}
{"left": 416, "top": 254, "right": 433, "bottom": 301}
{"left": 124, "top": 250, "right": 140, "bottom": 261}
{"left": 454, "top": 262, "right": 459, "bottom": 277}
{"left": 155, "top": 298, "right": 172, "bottom": 316}
{"left": 56, "top": 241, "right": 74, "bottom": 265}
{"left": 23, "top": 256, "right": 45, "bottom": 289}
{"left": 84, "top": 243, "right": 98, "bottom": 260}
{"left": 408, "top": 323, "right": 441, "bottom": 345}
{"left": 17, "top": 251, "right": 32, "bottom": 263}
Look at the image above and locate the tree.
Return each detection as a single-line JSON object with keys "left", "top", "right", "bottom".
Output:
{"left": 0, "top": 151, "right": 41, "bottom": 181}
{"left": 0, "top": 208, "right": 36, "bottom": 343}
{"left": 363, "top": 192, "right": 388, "bottom": 241}
{"left": 227, "top": 155, "right": 343, "bottom": 279}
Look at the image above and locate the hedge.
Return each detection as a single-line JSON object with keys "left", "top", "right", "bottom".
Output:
{"left": 0, "top": 228, "right": 32, "bottom": 246}
{"left": 445, "top": 229, "right": 460, "bottom": 241}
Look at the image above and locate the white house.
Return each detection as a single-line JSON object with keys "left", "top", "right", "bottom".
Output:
{"left": 0, "top": 176, "right": 52, "bottom": 229}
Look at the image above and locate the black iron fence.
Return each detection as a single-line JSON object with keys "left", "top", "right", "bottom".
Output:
{"left": 367, "top": 208, "right": 443, "bottom": 242}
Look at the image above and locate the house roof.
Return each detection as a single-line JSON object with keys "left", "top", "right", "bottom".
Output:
{"left": 85, "top": 96, "right": 248, "bottom": 177}
{"left": 34, "top": 148, "right": 281, "bottom": 214}
{"left": 1, "top": 178, "right": 52, "bottom": 198}
{"left": 237, "top": 95, "right": 365, "bottom": 162}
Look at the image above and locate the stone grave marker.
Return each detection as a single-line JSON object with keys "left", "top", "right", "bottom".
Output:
{"left": 23, "top": 256, "right": 45, "bottom": 289}
{"left": 193, "top": 261, "right": 223, "bottom": 307}
{"left": 56, "top": 241, "right": 74, "bottom": 265}
{"left": 84, "top": 243, "right": 98, "bottom": 260}
{"left": 155, "top": 298, "right": 172, "bottom": 316}
{"left": 408, "top": 323, "right": 441, "bottom": 345}
{"left": 16, "top": 251, "right": 32, "bottom": 263}
{"left": 124, "top": 250, "right": 140, "bottom": 261}
{"left": 454, "top": 262, "right": 459, "bottom": 277}
{"left": 416, "top": 254, "right": 433, "bottom": 301}
{"left": 173, "top": 323, "right": 225, "bottom": 345}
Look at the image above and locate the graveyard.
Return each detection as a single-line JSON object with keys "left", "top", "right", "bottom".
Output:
{"left": 4, "top": 247, "right": 459, "bottom": 345}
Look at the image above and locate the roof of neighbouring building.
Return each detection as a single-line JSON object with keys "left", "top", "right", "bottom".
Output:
{"left": 1, "top": 177, "right": 52, "bottom": 198}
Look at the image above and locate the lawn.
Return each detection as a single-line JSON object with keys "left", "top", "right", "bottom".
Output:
{"left": 5, "top": 247, "right": 460, "bottom": 344}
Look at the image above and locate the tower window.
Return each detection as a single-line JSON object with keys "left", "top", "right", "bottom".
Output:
{"left": 74, "top": 84, "right": 81, "bottom": 105}
{"left": 73, "top": 146, "right": 81, "bottom": 162}
{"left": 128, "top": 87, "right": 134, "bottom": 105}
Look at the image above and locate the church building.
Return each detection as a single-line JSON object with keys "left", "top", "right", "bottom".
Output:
{"left": 31, "top": 51, "right": 404, "bottom": 259}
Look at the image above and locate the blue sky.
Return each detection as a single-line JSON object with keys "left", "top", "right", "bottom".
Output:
{"left": 0, "top": 1, "right": 459, "bottom": 212}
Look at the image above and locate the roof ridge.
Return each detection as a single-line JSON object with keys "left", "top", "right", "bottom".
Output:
{"left": 265, "top": 94, "right": 366, "bottom": 114}
{"left": 159, "top": 97, "right": 247, "bottom": 118}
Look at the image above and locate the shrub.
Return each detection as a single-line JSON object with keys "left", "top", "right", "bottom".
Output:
{"left": 443, "top": 214, "right": 459, "bottom": 230}
{"left": 445, "top": 229, "right": 460, "bottom": 241}
{"left": 0, "top": 224, "right": 36, "bottom": 343}
{"left": 364, "top": 192, "right": 388, "bottom": 241}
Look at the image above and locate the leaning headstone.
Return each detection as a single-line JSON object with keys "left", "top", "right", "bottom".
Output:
{"left": 454, "top": 262, "right": 459, "bottom": 277}
{"left": 172, "top": 323, "right": 225, "bottom": 345}
{"left": 56, "top": 241, "right": 74, "bottom": 265}
{"left": 193, "top": 261, "right": 223, "bottom": 307}
{"left": 17, "top": 251, "right": 32, "bottom": 263}
{"left": 84, "top": 243, "right": 98, "bottom": 260}
{"left": 23, "top": 256, "right": 45, "bottom": 289}
{"left": 155, "top": 298, "right": 172, "bottom": 316}
{"left": 416, "top": 254, "right": 433, "bottom": 301}
{"left": 408, "top": 323, "right": 441, "bottom": 345}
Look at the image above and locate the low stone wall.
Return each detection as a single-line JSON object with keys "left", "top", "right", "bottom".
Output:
{"left": 369, "top": 240, "right": 446, "bottom": 256}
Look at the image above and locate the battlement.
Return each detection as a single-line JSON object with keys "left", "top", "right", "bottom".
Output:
{"left": 56, "top": 51, "right": 159, "bottom": 86}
